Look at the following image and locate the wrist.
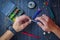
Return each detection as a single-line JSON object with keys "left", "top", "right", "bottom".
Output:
{"left": 7, "top": 26, "right": 17, "bottom": 35}
{"left": 13, "top": 26, "right": 20, "bottom": 32}
{"left": 52, "top": 25, "right": 59, "bottom": 33}
{"left": 7, "top": 30, "right": 14, "bottom": 35}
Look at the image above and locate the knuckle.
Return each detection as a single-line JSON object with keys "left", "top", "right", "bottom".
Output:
{"left": 23, "top": 15, "right": 26, "bottom": 17}
{"left": 43, "top": 27, "right": 48, "bottom": 31}
{"left": 45, "top": 22, "right": 48, "bottom": 25}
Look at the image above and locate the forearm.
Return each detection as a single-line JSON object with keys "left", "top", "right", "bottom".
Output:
{"left": 0, "top": 30, "right": 14, "bottom": 40}
{"left": 52, "top": 25, "right": 60, "bottom": 39}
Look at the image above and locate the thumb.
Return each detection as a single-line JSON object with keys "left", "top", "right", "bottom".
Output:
{"left": 22, "top": 20, "right": 31, "bottom": 28}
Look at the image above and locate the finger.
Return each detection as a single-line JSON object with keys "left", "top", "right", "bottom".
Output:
{"left": 35, "top": 17, "right": 47, "bottom": 25}
{"left": 22, "top": 20, "right": 31, "bottom": 28}
{"left": 37, "top": 22, "right": 48, "bottom": 32}
{"left": 42, "top": 14, "right": 49, "bottom": 21}
{"left": 37, "top": 22, "right": 44, "bottom": 28}
{"left": 16, "top": 15, "right": 31, "bottom": 24}
{"left": 19, "top": 15, "right": 30, "bottom": 20}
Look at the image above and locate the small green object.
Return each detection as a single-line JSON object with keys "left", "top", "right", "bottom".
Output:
{"left": 9, "top": 12, "right": 16, "bottom": 19}
{"left": 9, "top": 7, "right": 24, "bottom": 21}
{"left": 9, "top": 7, "right": 17, "bottom": 19}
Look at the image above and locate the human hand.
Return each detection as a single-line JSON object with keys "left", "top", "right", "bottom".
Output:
{"left": 13, "top": 15, "right": 31, "bottom": 32}
{"left": 35, "top": 14, "right": 57, "bottom": 32}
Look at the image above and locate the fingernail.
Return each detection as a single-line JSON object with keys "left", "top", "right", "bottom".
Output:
{"left": 35, "top": 17, "right": 39, "bottom": 20}
{"left": 29, "top": 20, "right": 31, "bottom": 21}
{"left": 42, "top": 14, "right": 46, "bottom": 16}
{"left": 35, "top": 17, "right": 38, "bottom": 20}
{"left": 37, "top": 22, "right": 40, "bottom": 24}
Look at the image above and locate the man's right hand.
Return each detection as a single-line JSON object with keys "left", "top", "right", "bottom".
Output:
{"left": 35, "top": 14, "right": 60, "bottom": 39}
